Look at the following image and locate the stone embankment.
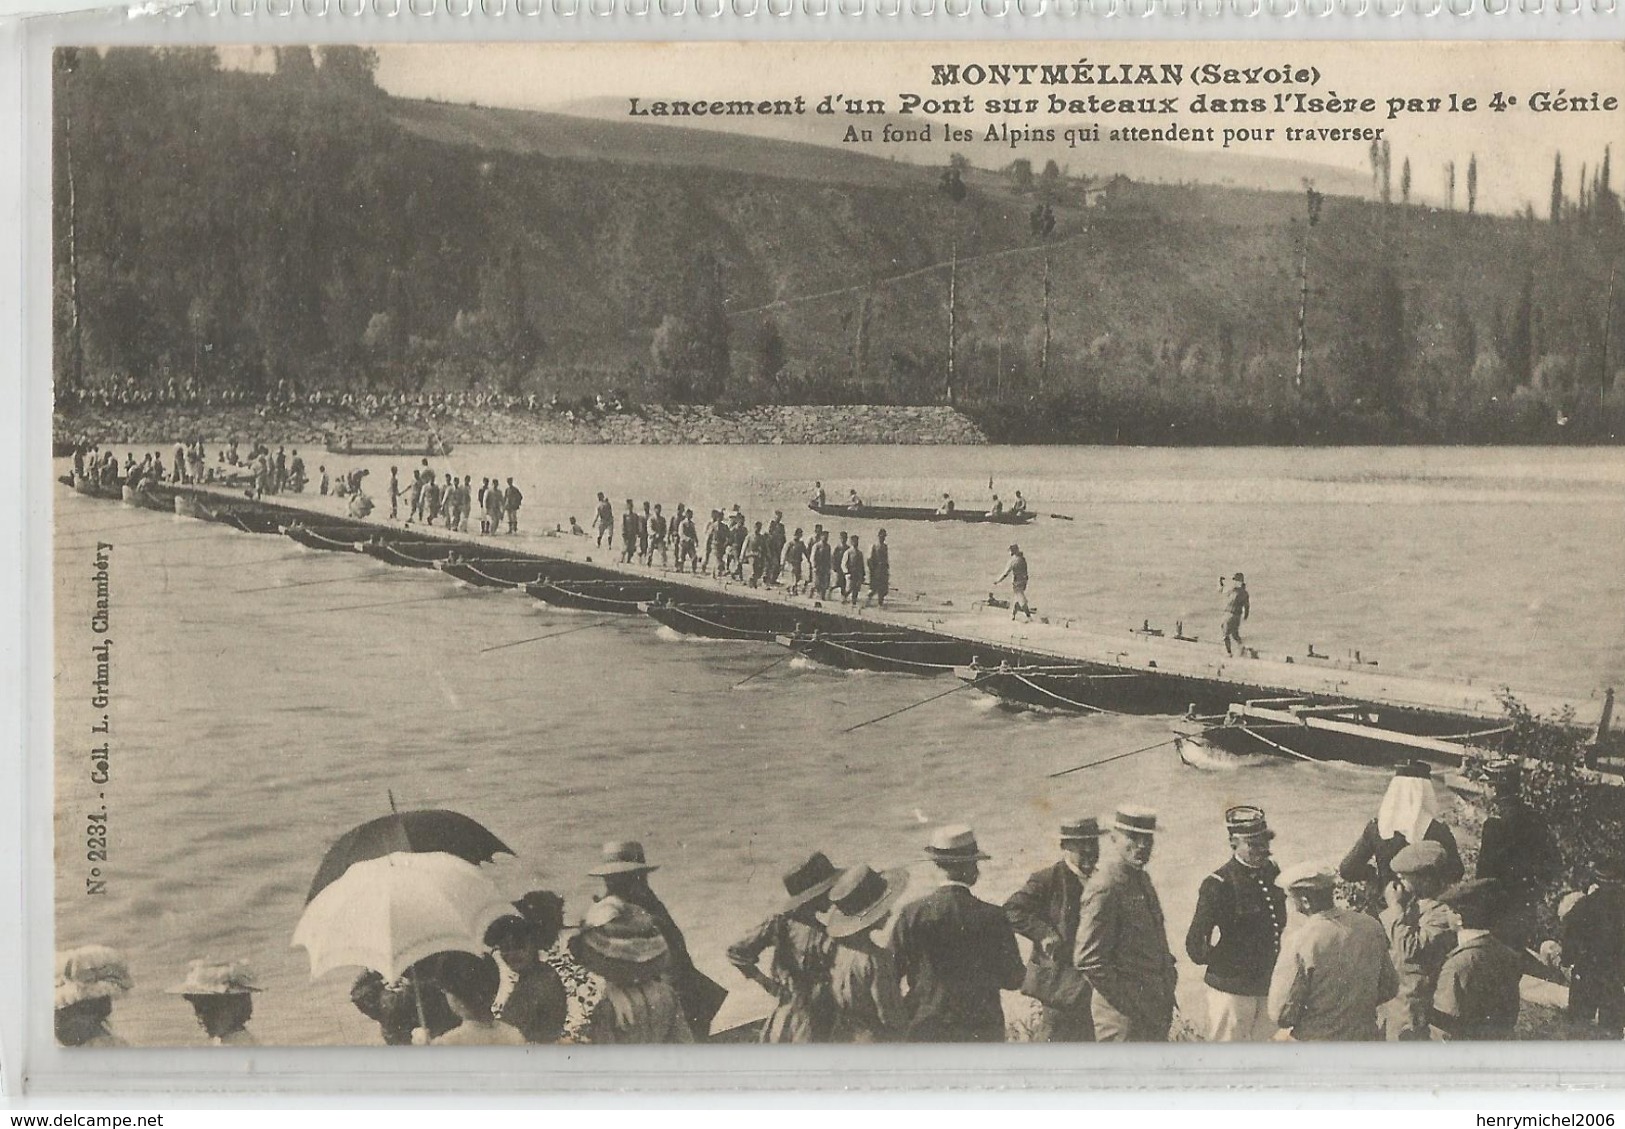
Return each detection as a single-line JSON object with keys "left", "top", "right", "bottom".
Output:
{"left": 56, "top": 404, "right": 988, "bottom": 446}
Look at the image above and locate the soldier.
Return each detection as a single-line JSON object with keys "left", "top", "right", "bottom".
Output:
{"left": 1475, "top": 760, "right": 1560, "bottom": 949}
{"left": 1221, "top": 572, "right": 1249, "bottom": 657}
{"left": 1431, "top": 878, "right": 1522, "bottom": 1040}
{"left": 1185, "top": 805, "right": 1287, "bottom": 1042}
{"left": 890, "top": 825, "right": 1024, "bottom": 1042}
{"left": 1558, "top": 857, "right": 1625, "bottom": 1038}
{"left": 1381, "top": 840, "right": 1458, "bottom": 1040}
{"left": 727, "top": 851, "right": 841, "bottom": 1043}
{"left": 1003, "top": 817, "right": 1103, "bottom": 1042}
{"left": 1269, "top": 864, "right": 1399, "bottom": 1041}
{"left": 1074, "top": 807, "right": 1178, "bottom": 1042}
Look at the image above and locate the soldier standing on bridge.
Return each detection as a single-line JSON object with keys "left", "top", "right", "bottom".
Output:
{"left": 1222, "top": 572, "right": 1250, "bottom": 657}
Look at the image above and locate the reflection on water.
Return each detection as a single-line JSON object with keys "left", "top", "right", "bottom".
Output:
{"left": 54, "top": 445, "right": 1625, "bottom": 1044}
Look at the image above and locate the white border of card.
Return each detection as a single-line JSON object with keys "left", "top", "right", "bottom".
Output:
{"left": 6, "top": 6, "right": 1625, "bottom": 1101}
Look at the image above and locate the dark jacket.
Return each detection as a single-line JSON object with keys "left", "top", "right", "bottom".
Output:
{"left": 1185, "top": 856, "right": 1287, "bottom": 997}
{"left": 1476, "top": 803, "right": 1559, "bottom": 907}
{"left": 616, "top": 883, "right": 726, "bottom": 1039}
{"left": 1338, "top": 818, "right": 1464, "bottom": 892}
{"left": 1003, "top": 860, "right": 1092, "bottom": 1009}
{"left": 890, "top": 883, "right": 1024, "bottom": 1042}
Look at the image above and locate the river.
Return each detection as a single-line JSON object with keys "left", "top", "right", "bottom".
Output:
{"left": 53, "top": 444, "right": 1625, "bottom": 1045}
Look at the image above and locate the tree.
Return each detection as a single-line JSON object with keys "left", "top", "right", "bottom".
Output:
{"left": 1400, "top": 157, "right": 1412, "bottom": 205}
{"left": 1445, "top": 161, "right": 1456, "bottom": 212}
{"left": 750, "top": 317, "right": 788, "bottom": 397}
{"left": 1551, "top": 152, "right": 1565, "bottom": 224}
{"left": 273, "top": 46, "right": 317, "bottom": 78}
{"left": 1007, "top": 158, "right": 1034, "bottom": 193}
{"left": 649, "top": 248, "right": 730, "bottom": 402}
{"left": 318, "top": 46, "right": 380, "bottom": 92}
{"left": 1467, "top": 155, "right": 1478, "bottom": 215}
{"left": 1039, "top": 159, "right": 1061, "bottom": 200}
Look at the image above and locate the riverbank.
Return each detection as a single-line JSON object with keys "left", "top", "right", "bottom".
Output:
{"left": 53, "top": 403, "right": 988, "bottom": 447}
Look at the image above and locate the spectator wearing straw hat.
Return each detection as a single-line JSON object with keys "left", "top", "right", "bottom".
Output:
{"left": 54, "top": 945, "right": 134, "bottom": 1047}
{"left": 168, "top": 959, "right": 263, "bottom": 1046}
{"left": 1431, "top": 878, "right": 1522, "bottom": 1041}
{"left": 727, "top": 851, "right": 842, "bottom": 1043}
{"left": 1185, "top": 806, "right": 1287, "bottom": 1042}
{"left": 1074, "top": 807, "right": 1178, "bottom": 1042}
{"left": 1003, "top": 817, "right": 1104, "bottom": 1042}
{"left": 1269, "top": 863, "right": 1398, "bottom": 1041}
{"left": 890, "top": 824, "right": 1024, "bottom": 1042}
{"left": 570, "top": 896, "right": 695, "bottom": 1045}
{"left": 588, "top": 839, "right": 726, "bottom": 1039}
{"left": 824, "top": 864, "right": 910, "bottom": 1043}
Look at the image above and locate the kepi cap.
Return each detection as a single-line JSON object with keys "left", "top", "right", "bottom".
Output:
{"left": 1225, "top": 805, "right": 1274, "bottom": 839}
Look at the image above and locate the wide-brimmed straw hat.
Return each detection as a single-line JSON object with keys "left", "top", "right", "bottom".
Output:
{"left": 1224, "top": 805, "right": 1274, "bottom": 840}
{"left": 824, "top": 865, "right": 910, "bottom": 939}
{"left": 166, "top": 959, "right": 262, "bottom": 996}
{"left": 567, "top": 897, "right": 669, "bottom": 983}
{"left": 587, "top": 840, "right": 659, "bottom": 877}
{"left": 1112, "top": 806, "right": 1158, "bottom": 836}
{"left": 55, "top": 945, "right": 134, "bottom": 1009}
{"left": 925, "top": 824, "right": 991, "bottom": 863}
{"left": 779, "top": 852, "right": 842, "bottom": 915}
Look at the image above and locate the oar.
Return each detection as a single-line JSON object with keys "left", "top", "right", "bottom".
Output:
{"left": 1048, "top": 513, "right": 1075, "bottom": 521}
{"left": 478, "top": 620, "right": 611, "bottom": 653}
{"left": 733, "top": 653, "right": 792, "bottom": 688}
{"left": 1047, "top": 736, "right": 1183, "bottom": 778}
{"left": 279, "top": 593, "right": 450, "bottom": 616}
{"left": 233, "top": 572, "right": 375, "bottom": 595}
{"left": 841, "top": 674, "right": 988, "bottom": 735}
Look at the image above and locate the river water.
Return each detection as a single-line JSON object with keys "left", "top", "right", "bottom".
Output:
{"left": 53, "top": 444, "right": 1625, "bottom": 1045}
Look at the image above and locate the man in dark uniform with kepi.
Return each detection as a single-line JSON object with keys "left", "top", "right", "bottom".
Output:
{"left": 1475, "top": 759, "right": 1559, "bottom": 950}
{"left": 1003, "top": 817, "right": 1103, "bottom": 1042}
{"left": 1185, "top": 805, "right": 1287, "bottom": 1041}
{"left": 889, "top": 824, "right": 1024, "bottom": 1042}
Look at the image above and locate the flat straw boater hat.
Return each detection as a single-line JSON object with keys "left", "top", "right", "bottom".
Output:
{"left": 587, "top": 840, "right": 658, "bottom": 877}
{"left": 1225, "top": 805, "right": 1274, "bottom": 840}
{"left": 1112, "top": 806, "right": 1158, "bottom": 836}
{"left": 778, "top": 851, "right": 843, "bottom": 915}
{"left": 54, "top": 945, "right": 134, "bottom": 1009}
{"left": 824, "top": 865, "right": 911, "bottom": 939}
{"left": 925, "top": 824, "right": 991, "bottom": 864}
{"left": 166, "top": 959, "right": 263, "bottom": 996}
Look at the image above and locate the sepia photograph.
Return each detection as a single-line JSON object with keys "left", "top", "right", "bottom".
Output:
{"left": 48, "top": 40, "right": 1625, "bottom": 1052}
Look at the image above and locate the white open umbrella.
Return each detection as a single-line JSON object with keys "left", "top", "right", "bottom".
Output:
{"left": 292, "top": 851, "right": 512, "bottom": 981}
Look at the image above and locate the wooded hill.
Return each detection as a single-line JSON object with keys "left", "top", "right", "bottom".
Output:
{"left": 54, "top": 48, "right": 1625, "bottom": 443}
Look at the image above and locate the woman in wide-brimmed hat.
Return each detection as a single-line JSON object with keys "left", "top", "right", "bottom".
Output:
{"left": 823, "top": 864, "right": 910, "bottom": 1043}
{"left": 569, "top": 897, "right": 694, "bottom": 1045}
{"left": 55, "top": 945, "right": 134, "bottom": 1047}
{"left": 167, "top": 959, "right": 263, "bottom": 1046}
{"left": 726, "top": 851, "right": 843, "bottom": 1043}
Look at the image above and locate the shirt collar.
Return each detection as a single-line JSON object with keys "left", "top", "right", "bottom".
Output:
{"left": 938, "top": 877, "right": 974, "bottom": 890}
{"left": 1062, "top": 858, "right": 1094, "bottom": 882}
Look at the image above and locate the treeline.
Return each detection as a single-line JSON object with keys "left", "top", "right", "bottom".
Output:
{"left": 54, "top": 49, "right": 1625, "bottom": 444}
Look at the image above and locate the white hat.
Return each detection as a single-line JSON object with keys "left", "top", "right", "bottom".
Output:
{"left": 166, "top": 959, "right": 263, "bottom": 996}
{"left": 55, "top": 945, "right": 134, "bottom": 1009}
{"left": 925, "top": 824, "right": 991, "bottom": 862}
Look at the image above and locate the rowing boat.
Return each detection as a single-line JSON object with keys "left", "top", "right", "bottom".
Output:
{"left": 359, "top": 539, "right": 463, "bottom": 568}
{"left": 525, "top": 577, "right": 660, "bottom": 614}
{"left": 1169, "top": 698, "right": 1525, "bottom": 770}
{"left": 435, "top": 558, "right": 548, "bottom": 589}
{"left": 954, "top": 662, "right": 1191, "bottom": 716}
{"left": 776, "top": 631, "right": 1024, "bottom": 675}
{"left": 808, "top": 501, "right": 1036, "bottom": 525}
{"left": 641, "top": 599, "right": 838, "bottom": 641}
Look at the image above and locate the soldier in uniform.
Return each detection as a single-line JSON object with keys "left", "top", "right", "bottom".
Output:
{"left": 1380, "top": 840, "right": 1458, "bottom": 1040}
{"left": 1185, "top": 805, "right": 1287, "bottom": 1041}
{"left": 1431, "top": 878, "right": 1522, "bottom": 1040}
{"left": 1074, "top": 807, "right": 1178, "bottom": 1042}
{"left": 889, "top": 825, "right": 1024, "bottom": 1043}
{"left": 1475, "top": 760, "right": 1560, "bottom": 949}
{"left": 1003, "top": 817, "right": 1103, "bottom": 1042}
{"left": 1558, "top": 857, "right": 1625, "bottom": 1038}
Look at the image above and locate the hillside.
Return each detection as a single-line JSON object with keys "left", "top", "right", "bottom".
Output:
{"left": 53, "top": 47, "right": 1625, "bottom": 444}
{"left": 555, "top": 95, "right": 1373, "bottom": 199}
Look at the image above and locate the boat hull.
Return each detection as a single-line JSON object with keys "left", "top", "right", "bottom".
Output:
{"left": 778, "top": 632, "right": 1021, "bottom": 675}
{"left": 642, "top": 600, "right": 833, "bottom": 641}
{"left": 283, "top": 524, "right": 369, "bottom": 553}
{"left": 436, "top": 559, "right": 548, "bottom": 589}
{"left": 809, "top": 501, "right": 1036, "bottom": 525}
